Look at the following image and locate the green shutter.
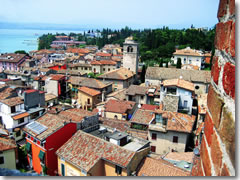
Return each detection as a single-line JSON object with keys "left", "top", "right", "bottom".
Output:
{"left": 26, "top": 142, "right": 31, "bottom": 152}
{"left": 38, "top": 150, "right": 45, "bottom": 160}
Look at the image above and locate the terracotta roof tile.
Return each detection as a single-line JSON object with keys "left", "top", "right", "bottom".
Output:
{"left": 78, "top": 86, "right": 101, "bottom": 96}
{"left": 146, "top": 67, "right": 211, "bottom": 83}
{"left": 104, "top": 99, "right": 135, "bottom": 114}
{"left": 99, "top": 117, "right": 130, "bottom": 132}
{"left": 137, "top": 157, "right": 190, "bottom": 176}
{"left": 23, "top": 109, "right": 96, "bottom": 140}
{"left": 131, "top": 109, "right": 155, "bottom": 125}
{"left": 163, "top": 79, "right": 195, "bottom": 92}
{"left": 98, "top": 68, "right": 135, "bottom": 80}
{"left": 0, "top": 97, "right": 23, "bottom": 107}
{"left": 196, "top": 122, "right": 204, "bottom": 136}
{"left": 49, "top": 74, "right": 66, "bottom": 81}
{"left": 141, "top": 104, "right": 159, "bottom": 111}
{"left": 56, "top": 131, "right": 135, "bottom": 172}
{"left": 12, "top": 112, "right": 30, "bottom": 120}
{"left": 163, "top": 152, "right": 194, "bottom": 163}
{"left": 126, "top": 85, "right": 149, "bottom": 96}
{"left": 68, "top": 76, "right": 111, "bottom": 89}
{"left": 0, "top": 137, "right": 17, "bottom": 151}
{"left": 96, "top": 52, "right": 112, "bottom": 57}
{"left": 91, "top": 60, "right": 116, "bottom": 65}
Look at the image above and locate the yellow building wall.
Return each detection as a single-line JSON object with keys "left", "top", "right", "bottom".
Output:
{"left": 104, "top": 161, "right": 127, "bottom": 176}
{"left": 0, "top": 149, "right": 16, "bottom": 169}
{"left": 58, "top": 157, "right": 87, "bottom": 176}
{"left": 77, "top": 91, "right": 93, "bottom": 110}
{"left": 105, "top": 112, "right": 123, "bottom": 120}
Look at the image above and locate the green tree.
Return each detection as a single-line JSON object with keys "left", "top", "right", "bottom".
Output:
{"left": 140, "top": 64, "right": 146, "bottom": 83}
{"left": 14, "top": 50, "right": 27, "bottom": 54}
{"left": 177, "top": 58, "right": 182, "bottom": 69}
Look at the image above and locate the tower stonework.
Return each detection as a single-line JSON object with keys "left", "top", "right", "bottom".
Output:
{"left": 123, "top": 37, "right": 139, "bottom": 74}
{"left": 191, "top": 0, "right": 235, "bottom": 176}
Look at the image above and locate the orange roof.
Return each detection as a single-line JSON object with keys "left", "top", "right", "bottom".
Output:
{"left": 163, "top": 79, "right": 195, "bottom": 92}
{"left": 78, "top": 86, "right": 101, "bottom": 96}
{"left": 91, "top": 60, "right": 116, "bottom": 65}
{"left": 66, "top": 48, "right": 90, "bottom": 54}
{"left": 137, "top": 157, "right": 190, "bottom": 176}
{"left": 96, "top": 52, "right": 112, "bottom": 57}
{"left": 0, "top": 137, "right": 17, "bottom": 151}
{"left": 49, "top": 74, "right": 66, "bottom": 81}
{"left": 12, "top": 112, "right": 30, "bottom": 120}
{"left": 104, "top": 99, "right": 136, "bottom": 114}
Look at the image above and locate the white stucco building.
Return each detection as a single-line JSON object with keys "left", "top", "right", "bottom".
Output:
{"left": 171, "top": 47, "right": 205, "bottom": 70}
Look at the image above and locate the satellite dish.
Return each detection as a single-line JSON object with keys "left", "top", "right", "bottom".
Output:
{"left": 138, "top": 104, "right": 141, "bottom": 109}
{"left": 50, "top": 102, "right": 53, "bottom": 107}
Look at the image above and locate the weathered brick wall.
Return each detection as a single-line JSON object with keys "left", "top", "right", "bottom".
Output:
{"left": 192, "top": 0, "right": 235, "bottom": 176}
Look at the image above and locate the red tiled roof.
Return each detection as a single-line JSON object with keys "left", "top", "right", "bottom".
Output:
{"left": 0, "top": 137, "right": 17, "bottom": 151}
{"left": 98, "top": 68, "right": 135, "bottom": 80}
{"left": 56, "top": 131, "right": 136, "bottom": 172}
{"left": 91, "top": 60, "right": 116, "bottom": 65}
{"left": 131, "top": 109, "right": 155, "bottom": 125}
{"left": 49, "top": 74, "right": 66, "bottom": 81}
{"left": 99, "top": 117, "right": 130, "bottom": 132}
{"left": 141, "top": 104, "right": 159, "bottom": 111}
{"left": 137, "top": 157, "right": 190, "bottom": 176}
{"left": 78, "top": 86, "right": 101, "bottom": 96}
{"left": 66, "top": 48, "right": 90, "bottom": 54}
{"left": 24, "top": 89, "right": 38, "bottom": 94}
{"left": 0, "top": 97, "right": 23, "bottom": 107}
{"left": 163, "top": 152, "right": 194, "bottom": 163}
{"left": 104, "top": 99, "right": 135, "bottom": 114}
{"left": 163, "top": 79, "right": 195, "bottom": 92}
{"left": 96, "top": 52, "right": 112, "bottom": 57}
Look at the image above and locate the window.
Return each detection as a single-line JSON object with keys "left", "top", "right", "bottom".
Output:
{"left": 195, "top": 86, "right": 200, "bottom": 90}
{"left": 38, "top": 150, "right": 45, "bottom": 163}
{"left": 184, "top": 101, "right": 188, "bottom": 108}
{"left": 103, "top": 68, "right": 105, "bottom": 71}
{"left": 127, "top": 46, "right": 133, "bottom": 53}
{"left": 173, "top": 136, "right": 178, "bottom": 143}
{"left": 152, "top": 133, "right": 157, "bottom": 140}
{"left": 0, "top": 151, "right": 3, "bottom": 154}
{"left": 16, "top": 130, "right": 21, "bottom": 137}
{"left": 85, "top": 67, "right": 87, "bottom": 70}
{"left": 18, "top": 118, "right": 24, "bottom": 124}
{"left": 166, "top": 87, "right": 177, "bottom": 95}
{"left": 0, "top": 116, "right": 2, "bottom": 125}
{"left": 115, "top": 165, "right": 122, "bottom": 175}
{"left": 114, "top": 115, "right": 118, "bottom": 119}
{"left": 87, "top": 98, "right": 90, "bottom": 104}
{"left": 141, "top": 96, "right": 144, "bottom": 100}
{"left": 11, "top": 106, "right": 16, "bottom": 113}
{"left": 189, "top": 59, "right": 192, "bottom": 64}
{"left": 184, "top": 58, "right": 186, "bottom": 64}
{"left": 151, "top": 146, "right": 156, "bottom": 152}
{"left": 0, "top": 157, "right": 4, "bottom": 164}
{"left": 108, "top": 68, "right": 110, "bottom": 71}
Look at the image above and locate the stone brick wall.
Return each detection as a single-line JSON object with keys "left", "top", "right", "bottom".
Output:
{"left": 191, "top": 0, "right": 235, "bottom": 176}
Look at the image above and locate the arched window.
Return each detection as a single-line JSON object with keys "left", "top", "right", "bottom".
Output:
{"left": 114, "top": 115, "right": 118, "bottom": 119}
{"left": 127, "top": 46, "right": 133, "bottom": 52}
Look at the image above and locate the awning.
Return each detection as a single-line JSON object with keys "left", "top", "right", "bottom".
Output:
{"left": 12, "top": 112, "right": 30, "bottom": 120}
{"left": 38, "top": 150, "right": 45, "bottom": 160}
{"left": 26, "top": 142, "right": 31, "bottom": 152}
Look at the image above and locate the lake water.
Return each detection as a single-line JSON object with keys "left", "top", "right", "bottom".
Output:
{"left": 0, "top": 29, "right": 84, "bottom": 53}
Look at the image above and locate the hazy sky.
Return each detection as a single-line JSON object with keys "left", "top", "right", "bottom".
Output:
{"left": 0, "top": 0, "right": 220, "bottom": 29}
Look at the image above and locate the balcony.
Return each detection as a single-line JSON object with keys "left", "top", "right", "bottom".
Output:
{"left": 148, "top": 124, "right": 167, "bottom": 132}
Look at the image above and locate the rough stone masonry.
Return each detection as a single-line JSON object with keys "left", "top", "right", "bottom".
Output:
{"left": 191, "top": 0, "right": 235, "bottom": 176}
